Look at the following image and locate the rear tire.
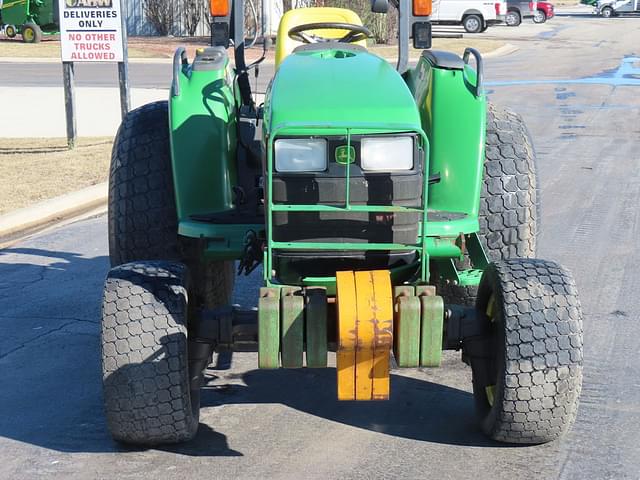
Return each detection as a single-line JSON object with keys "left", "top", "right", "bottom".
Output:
{"left": 468, "top": 259, "right": 583, "bottom": 444}
{"left": 21, "top": 23, "right": 42, "bottom": 43}
{"left": 533, "top": 9, "right": 547, "bottom": 23}
{"left": 463, "top": 14, "right": 484, "bottom": 33}
{"left": 438, "top": 104, "right": 538, "bottom": 305}
{"left": 601, "top": 6, "right": 614, "bottom": 17}
{"left": 109, "top": 101, "right": 181, "bottom": 265}
{"left": 101, "top": 261, "right": 200, "bottom": 445}
{"left": 506, "top": 10, "right": 522, "bottom": 26}
{"left": 108, "top": 101, "right": 234, "bottom": 309}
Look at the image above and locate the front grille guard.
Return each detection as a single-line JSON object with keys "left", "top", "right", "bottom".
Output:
{"left": 265, "top": 122, "right": 431, "bottom": 285}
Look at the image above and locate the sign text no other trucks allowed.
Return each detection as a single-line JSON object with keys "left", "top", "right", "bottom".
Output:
{"left": 59, "top": 0, "right": 124, "bottom": 62}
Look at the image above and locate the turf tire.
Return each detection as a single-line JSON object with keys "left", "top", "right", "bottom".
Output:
{"left": 101, "top": 261, "right": 199, "bottom": 445}
{"left": 108, "top": 101, "right": 181, "bottom": 265}
{"left": 469, "top": 259, "right": 583, "bottom": 444}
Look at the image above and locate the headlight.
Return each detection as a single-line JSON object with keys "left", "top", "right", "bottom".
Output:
{"left": 361, "top": 136, "right": 414, "bottom": 171}
{"left": 275, "top": 138, "right": 327, "bottom": 172}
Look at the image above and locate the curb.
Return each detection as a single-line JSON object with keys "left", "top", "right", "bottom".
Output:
{"left": 0, "top": 182, "right": 108, "bottom": 245}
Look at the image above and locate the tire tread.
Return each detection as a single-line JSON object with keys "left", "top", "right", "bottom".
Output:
{"left": 101, "top": 261, "right": 199, "bottom": 445}
{"left": 480, "top": 259, "right": 583, "bottom": 444}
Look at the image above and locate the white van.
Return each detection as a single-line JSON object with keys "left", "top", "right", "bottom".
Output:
{"left": 430, "top": 0, "right": 508, "bottom": 33}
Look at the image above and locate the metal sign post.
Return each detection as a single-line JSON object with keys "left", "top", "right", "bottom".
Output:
{"left": 58, "top": 0, "right": 129, "bottom": 149}
{"left": 117, "top": 0, "right": 130, "bottom": 119}
{"left": 62, "top": 61, "right": 77, "bottom": 149}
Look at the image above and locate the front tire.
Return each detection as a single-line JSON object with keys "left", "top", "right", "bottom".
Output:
{"left": 463, "top": 14, "right": 484, "bottom": 33}
{"left": 101, "top": 261, "right": 200, "bottom": 445}
{"left": 468, "top": 259, "right": 583, "bottom": 444}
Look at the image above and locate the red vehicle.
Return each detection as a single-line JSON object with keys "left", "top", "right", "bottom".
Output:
{"left": 534, "top": 1, "right": 555, "bottom": 22}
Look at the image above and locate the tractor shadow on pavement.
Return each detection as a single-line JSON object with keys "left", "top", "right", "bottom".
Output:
{"left": 117, "top": 424, "right": 243, "bottom": 457}
{"left": 201, "top": 367, "right": 511, "bottom": 448}
{"left": 0, "top": 244, "right": 241, "bottom": 457}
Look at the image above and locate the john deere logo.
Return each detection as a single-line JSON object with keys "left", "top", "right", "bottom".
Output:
{"left": 335, "top": 145, "right": 356, "bottom": 165}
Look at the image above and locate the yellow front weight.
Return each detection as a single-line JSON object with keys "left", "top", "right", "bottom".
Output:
{"left": 336, "top": 270, "right": 393, "bottom": 401}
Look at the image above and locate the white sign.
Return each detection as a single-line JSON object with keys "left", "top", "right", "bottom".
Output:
{"left": 59, "top": 0, "right": 124, "bottom": 62}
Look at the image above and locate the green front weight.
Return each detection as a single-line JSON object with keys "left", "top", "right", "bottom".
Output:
{"left": 305, "top": 288, "right": 328, "bottom": 368}
{"left": 419, "top": 295, "right": 444, "bottom": 367}
{"left": 258, "top": 288, "right": 280, "bottom": 369}
{"left": 281, "top": 289, "right": 304, "bottom": 368}
{"left": 394, "top": 292, "right": 421, "bottom": 368}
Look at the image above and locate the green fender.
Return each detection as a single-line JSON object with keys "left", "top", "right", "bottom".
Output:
{"left": 404, "top": 52, "right": 486, "bottom": 221}
{"left": 169, "top": 48, "right": 238, "bottom": 225}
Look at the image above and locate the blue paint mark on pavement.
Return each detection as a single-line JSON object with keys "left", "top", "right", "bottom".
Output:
{"left": 487, "top": 56, "right": 640, "bottom": 87}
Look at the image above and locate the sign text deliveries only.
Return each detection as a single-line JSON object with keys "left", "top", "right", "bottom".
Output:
{"left": 59, "top": 0, "right": 124, "bottom": 62}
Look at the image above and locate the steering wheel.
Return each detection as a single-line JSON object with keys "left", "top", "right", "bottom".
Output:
{"left": 288, "top": 22, "right": 373, "bottom": 44}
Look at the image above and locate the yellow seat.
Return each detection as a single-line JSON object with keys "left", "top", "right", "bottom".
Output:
{"left": 275, "top": 7, "right": 367, "bottom": 69}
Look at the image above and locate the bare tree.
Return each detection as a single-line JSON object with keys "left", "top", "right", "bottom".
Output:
{"left": 144, "top": 0, "right": 174, "bottom": 36}
{"left": 321, "top": 0, "right": 396, "bottom": 44}
{"left": 183, "top": 0, "right": 205, "bottom": 36}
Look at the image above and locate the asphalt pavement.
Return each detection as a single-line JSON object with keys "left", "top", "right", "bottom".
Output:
{"left": 1, "top": 12, "right": 640, "bottom": 480}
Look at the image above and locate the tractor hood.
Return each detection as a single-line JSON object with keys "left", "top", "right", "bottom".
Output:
{"left": 265, "top": 47, "right": 421, "bottom": 134}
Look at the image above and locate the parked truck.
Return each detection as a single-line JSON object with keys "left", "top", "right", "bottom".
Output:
{"left": 505, "top": 0, "right": 537, "bottom": 26}
{"left": 430, "top": 0, "right": 507, "bottom": 33}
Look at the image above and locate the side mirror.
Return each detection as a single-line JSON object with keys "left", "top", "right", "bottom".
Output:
{"left": 371, "top": 0, "right": 390, "bottom": 13}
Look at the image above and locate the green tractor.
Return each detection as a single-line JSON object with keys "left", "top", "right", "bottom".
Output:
{"left": 0, "top": 0, "right": 58, "bottom": 43}
{"left": 101, "top": 0, "right": 583, "bottom": 446}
